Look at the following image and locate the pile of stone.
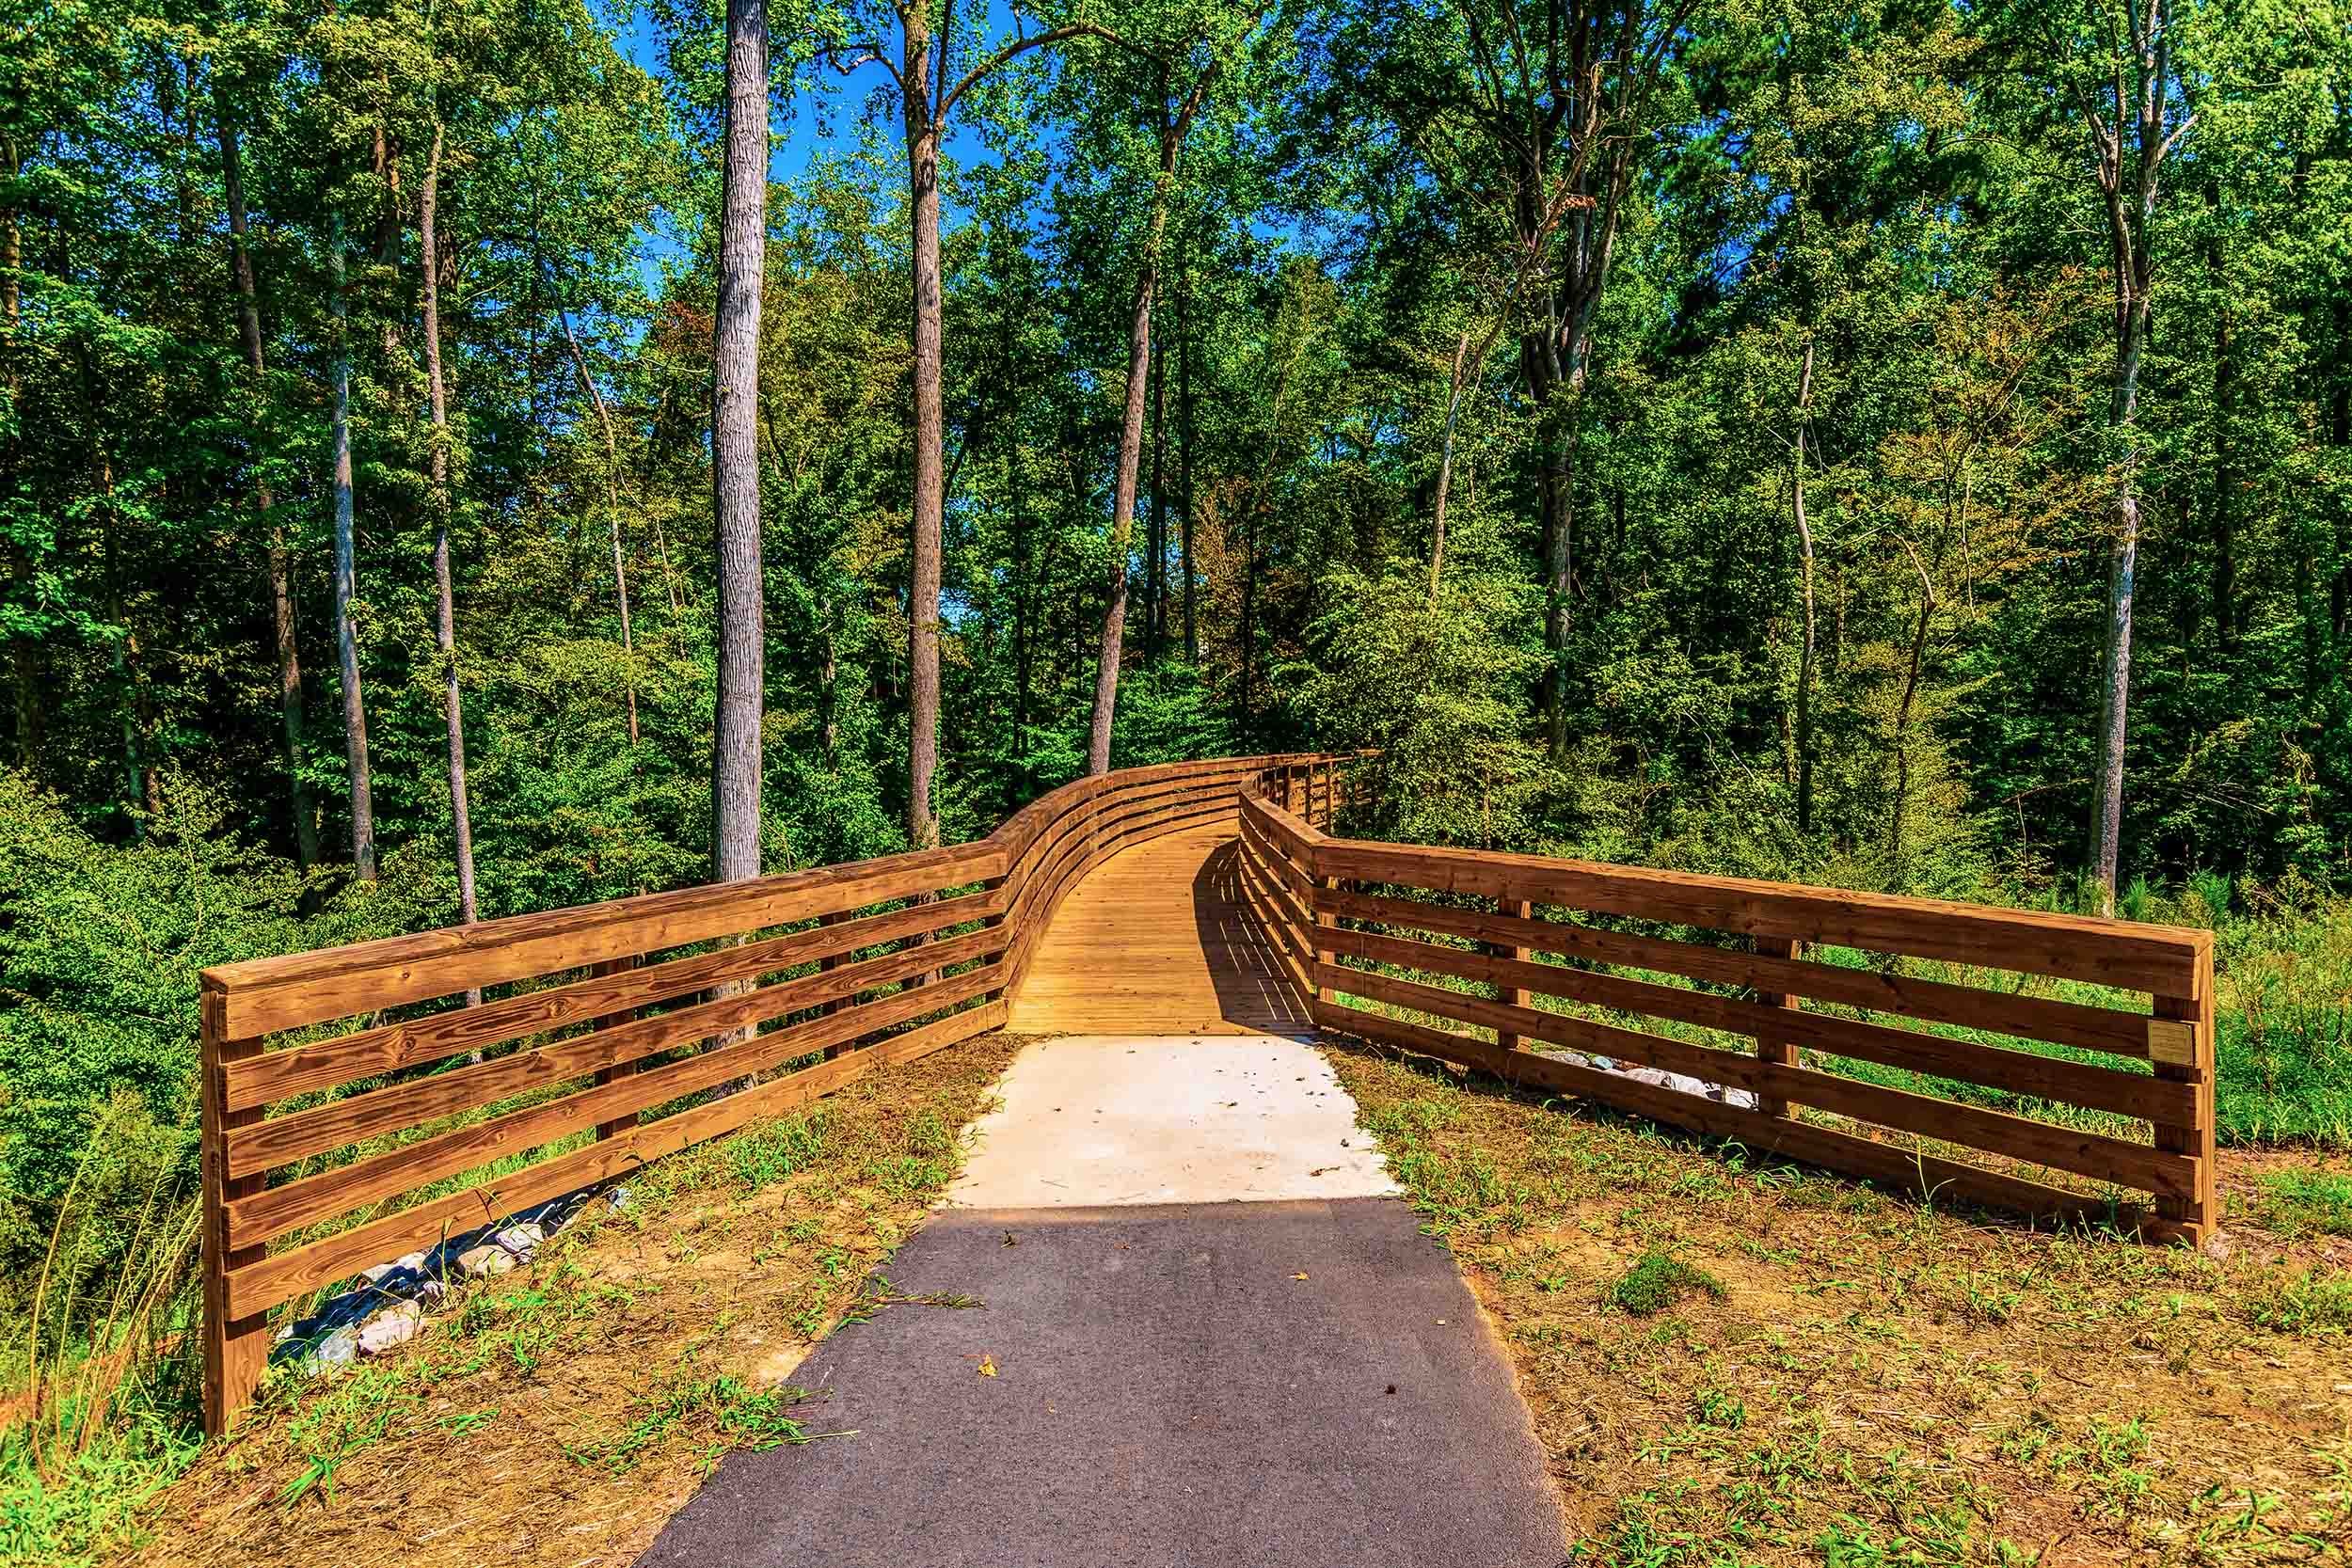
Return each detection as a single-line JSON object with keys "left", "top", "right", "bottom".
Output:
{"left": 1572, "top": 1051, "right": 1758, "bottom": 1111}
{"left": 270, "top": 1183, "right": 629, "bottom": 1372}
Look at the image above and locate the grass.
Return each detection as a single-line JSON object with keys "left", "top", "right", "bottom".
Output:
{"left": 2251, "top": 1167, "right": 2352, "bottom": 1238}
{"left": 16, "top": 1032, "right": 1021, "bottom": 1568}
{"left": 1326, "top": 1037, "right": 2352, "bottom": 1566}
{"left": 1608, "top": 1249, "right": 1724, "bottom": 1316}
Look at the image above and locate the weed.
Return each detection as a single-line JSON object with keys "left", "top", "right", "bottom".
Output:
{"left": 1609, "top": 1249, "right": 1724, "bottom": 1316}
{"left": 2250, "top": 1166, "right": 2352, "bottom": 1236}
{"left": 570, "top": 1374, "right": 816, "bottom": 1476}
{"left": 2241, "top": 1264, "right": 2352, "bottom": 1334}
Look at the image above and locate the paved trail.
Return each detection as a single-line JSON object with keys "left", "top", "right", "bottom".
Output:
{"left": 635, "top": 832, "right": 1565, "bottom": 1568}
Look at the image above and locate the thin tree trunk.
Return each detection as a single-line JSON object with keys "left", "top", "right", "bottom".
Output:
{"left": 711, "top": 0, "right": 767, "bottom": 886}
{"left": 903, "top": 9, "right": 946, "bottom": 845}
{"left": 2089, "top": 324, "right": 2144, "bottom": 915}
{"left": 1146, "top": 324, "right": 1167, "bottom": 662}
{"left": 2078, "top": 0, "right": 2184, "bottom": 917}
{"left": 215, "top": 88, "right": 319, "bottom": 868}
{"left": 1178, "top": 256, "right": 1198, "bottom": 665}
{"left": 328, "top": 216, "right": 377, "bottom": 883}
{"left": 1792, "top": 337, "right": 1818, "bottom": 837}
{"left": 1890, "top": 542, "right": 1936, "bottom": 875}
{"left": 421, "top": 125, "right": 481, "bottom": 980}
{"left": 1429, "top": 328, "right": 1471, "bottom": 600}
{"left": 1088, "top": 73, "right": 1215, "bottom": 773}
{"left": 1085, "top": 250, "right": 1161, "bottom": 775}
{"left": 562, "top": 310, "right": 639, "bottom": 744}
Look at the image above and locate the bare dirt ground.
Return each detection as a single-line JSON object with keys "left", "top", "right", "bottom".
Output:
{"left": 126, "top": 1035, "right": 1023, "bottom": 1568}
{"left": 1324, "top": 1038, "right": 2351, "bottom": 1567}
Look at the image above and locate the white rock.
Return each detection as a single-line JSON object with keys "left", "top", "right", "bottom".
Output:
{"left": 358, "top": 1301, "right": 424, "bottom": 1355}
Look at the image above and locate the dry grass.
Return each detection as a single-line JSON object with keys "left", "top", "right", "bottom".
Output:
{"left": 117, "top": 1034, "right": 1022, "bottom": 1568}
{"left": 1323, "top": 1037, "right": 2352, "bottom": 1567}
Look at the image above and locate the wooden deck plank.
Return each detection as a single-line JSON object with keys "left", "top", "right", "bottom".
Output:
{"left": 1006, "top": 825, "right": 1311, "bottom": 1036}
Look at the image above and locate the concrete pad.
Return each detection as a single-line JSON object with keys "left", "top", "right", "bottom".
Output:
{"left": 947, "top": 1035, "right": 1399, "bottom": 1209}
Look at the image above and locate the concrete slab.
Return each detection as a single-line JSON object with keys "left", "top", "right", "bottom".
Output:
{"left": 947, "top": 1035, "right": 1399, "bottom": 1209}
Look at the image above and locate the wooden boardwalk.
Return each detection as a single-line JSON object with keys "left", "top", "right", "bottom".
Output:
{"left": 1006, "top": 822, "right": 1311, "bottom": 1037}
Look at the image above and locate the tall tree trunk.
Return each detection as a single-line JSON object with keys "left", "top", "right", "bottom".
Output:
{"left": 711, "top": 0, "right": 767, "bottom": 885}
{"left": 562, "top": 310, "right": 639, "bottom": 744}
{"left": 328, "top": 218, "right": 377, "bottom": 883}
{"left": 1429, "top": 328, "right": 1472, "bottom": 599}
{"left": 1085, "top": 246, "right": 1162, "bottom": 775}
{"left": 1178, "top": 257, "right": 1198, "bottom": 665}
{"left": 2088, "top": 312, "right": 2145, "bottom": 915}
{"left": 215, "top": 89, "right": 319, "bottom": 868}
{"left": 1087, "top": 73, "right": 1213, "bottom": 773}
{"left": 903, "top": 9, "right": 946, "bottom": 845}
{"left": 1146, "top": 323, "right": 1167, "bottom": 662}
{"left": 421, "top": 125, "right": 479, "bottom": 956}
{"left": 1792, "top": 338, "right": 1818, "bottom": 836}
{"left": 2078, "top": 0, "right": 2184, "bottom": 917}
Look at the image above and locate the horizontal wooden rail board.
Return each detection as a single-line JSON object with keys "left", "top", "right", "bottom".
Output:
{"left": 1317, "top": 924, "right": 2192, "bottom": 1125}
{"left": 1314, "top": 885, "right": 2162, "bottom": 1060}
{"left": 229, "top": 958, "right": 1006, "bottom": 1249}
{"left": 224, "top": 890, "right": 1001, "bottom": 1113}
{"left": 1313, "top": 1000, "right": 2132, "bottom": 1229}
{"left": 227, "top": 926, "right": 1007, "bottom": 1182}
{"left": 1314, "top": 838, "right": 2209, "bottom": 997}
{"left": 1314, "top": 958, "right": 2195, "bottom": 1198}
{"left": 224, "top": 998, "right": 1008, "bottom": 1319}
{"left": 207, "top": 845, "right": 1004, "bottom": 1037}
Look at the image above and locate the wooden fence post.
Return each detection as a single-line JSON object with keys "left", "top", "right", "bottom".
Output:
{"left": 816, "top": 911, "right": 847, "bottom": 1057}
{"left": 592, "top": 954, "right": 642, "bottom": 1136}
{"left": 1494, "top": 896, "right": 1532, "bottom": 1053}
{"left": 200, "top": 985, "right": 268, "bottom": 1435}
{"left": 1753, "top": 936, "right": 1802, "bottom": 1117}
{"left": 2150, "top": 950, "right": 2217, "bottom": 1244}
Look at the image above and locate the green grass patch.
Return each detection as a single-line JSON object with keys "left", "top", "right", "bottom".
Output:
{"left": 2240, "top": 1265, "right": 2352, "bottom": 1336}
{"left": 2249, "top": 1166, "right": 2352, "bottom": 1236}
{"left": 1608, "top": 1248, "right": 1724, "bottom": 1316}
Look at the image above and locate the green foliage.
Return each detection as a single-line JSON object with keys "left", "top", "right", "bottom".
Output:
{"left": 1288, "top": 551, "right": 1551, "bottom": 849}
{"left": 1608, "top": 1249, "right": 1726, "bottom": 1317}
{"left": 2240, "top": 1266, "right": 2352, "bottom": 1337}
{"left": 2249, "top": 1168, "right": 2352, "bottom": 1238}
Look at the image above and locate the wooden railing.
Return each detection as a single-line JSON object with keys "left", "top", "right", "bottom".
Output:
{"left": 1235, "top": 794, "right": 2217, "bottom": 1246}
{"left": 198, "top": 752, "right": 1352, "bottom": 1432}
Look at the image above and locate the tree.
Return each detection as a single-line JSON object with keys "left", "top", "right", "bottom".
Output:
{"left": 213, "top": 71, "right": 320, "bottom": 871}
{"left": 326, "top": 214, "right": 377, "bottom": 884}
{"left": 712, "top": 0, "right": 768, "bottom": 886}
{"left": 2065, "top": 0, "right": 2196, "bottom": 915}
{"left": 420, "top": 119, "right": 479, "bottom": 954}
{"left": 818, "top": 0, "right": 1114, "bottom": 844}
{"left": 1082, "top": 11, "right": 1249, "bottom": 774}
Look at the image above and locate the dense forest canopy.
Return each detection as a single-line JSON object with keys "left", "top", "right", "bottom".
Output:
{"left": 4, "top": 0, "right": 2351, "bottom": 1217}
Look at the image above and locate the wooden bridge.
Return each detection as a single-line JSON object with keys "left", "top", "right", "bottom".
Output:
{"left": 198, "top": 752, "right": 2217, "bottom": 1433}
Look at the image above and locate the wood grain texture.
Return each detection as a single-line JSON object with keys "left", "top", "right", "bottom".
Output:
{"left": 1314, "top": 837, "right": 2209, "bottom": 996}
{"left": 1314, "top": 885, "right": 2158, "bottom": 1060}
{"left": 1316, "top": 924, "right": 2194, "bottom": 1124}
{"left": 225, "top": 890, "right": 1000, "bottom": 1112}
{"left": 223, "top": 999, "right": 1007, "bottom": 1319}
{"left": 1006, "top": 824, "right": 1311, "bottom": 1037}
{"left": 1314, "top": 999, "right": 2137, "bottom": 1230}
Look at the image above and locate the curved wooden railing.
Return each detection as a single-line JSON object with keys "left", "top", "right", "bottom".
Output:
{"left": 1235, "top": 793, "right": 2216, "bottom": 1249}
{"left": 201, "top": 751, "right": 2216, "bottom": 1433}
{"left": 198, "top": 752, "right": 1357, "bottom": 1431}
